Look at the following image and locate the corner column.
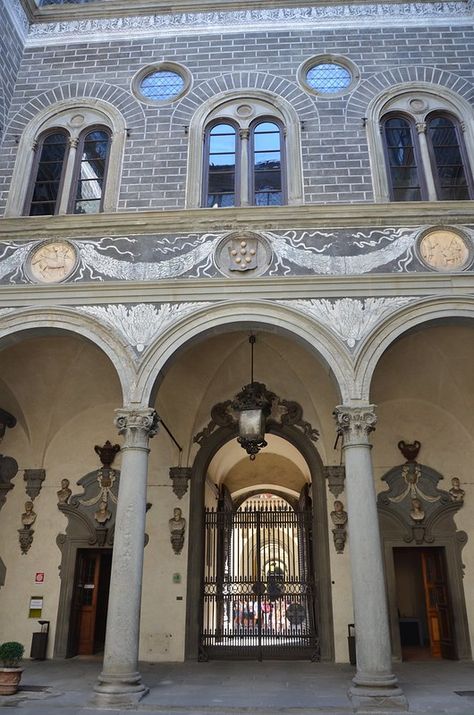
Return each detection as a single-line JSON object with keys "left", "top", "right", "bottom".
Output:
{"left": 334, "top": 405, "right": 407, "bottom": 714}
{"left": 93, "top": 407, "right": 159, "bottom": 707}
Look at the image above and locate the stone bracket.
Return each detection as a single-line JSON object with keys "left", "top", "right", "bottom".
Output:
{"left": 324, "top": 465, "right": 345, "bottom": 498}
{"left": 169, "top": 467, "right": 191, "bottom": 499}
{"left": 24, "top": 468, "right": 46, "bottom": 500}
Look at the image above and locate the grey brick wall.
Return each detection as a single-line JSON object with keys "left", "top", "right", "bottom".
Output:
{"left": 1, "top": 22, "right": 474, "bottom": 213}
{"left": 0, "top": 2, "right": 24, "bottom": 149}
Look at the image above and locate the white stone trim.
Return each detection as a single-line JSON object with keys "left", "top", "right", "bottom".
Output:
{"left": 25, "top": 2, "right": 473, "bottom": 47}
{"left": 2, "top": 0, "right": 29, "bottom": 42}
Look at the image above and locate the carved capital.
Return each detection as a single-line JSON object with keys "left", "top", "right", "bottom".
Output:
{"left": 415, "top": 121, "right": 426, "bottom": 134}
{"left": 239, "top": 128, "right": 250, "bottom": 140}
{"left": 334, "top": 405, "right": 377, "bottom": 447}
{"left": 24, "top": 469, "right": 46, "bottom": 500}
{"left": 114, "top": 408, "right": 159, "bottom": 448}
{"left": 69, "top": 137, "right": 79, "bottom": 149}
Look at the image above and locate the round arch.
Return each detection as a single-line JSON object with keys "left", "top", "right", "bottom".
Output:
{"left": 134, "top": 300, "right": 355, "bottom": 406}
{"left": 356, "top": 296, "right": 474, "bottom": 400}
{"left": 0, "top": 306, "right": 137, "bottom": 405}
{"left": 184, "top": 419, "right": 334, "bottom": 662}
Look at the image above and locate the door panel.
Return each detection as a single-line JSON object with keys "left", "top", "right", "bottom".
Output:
{"left": 421, "top": 549, "right": 456, "bottom": 659}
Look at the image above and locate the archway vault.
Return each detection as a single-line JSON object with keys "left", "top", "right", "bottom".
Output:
{"left": 185, "top": 418, "right": 334, "bottom": 662}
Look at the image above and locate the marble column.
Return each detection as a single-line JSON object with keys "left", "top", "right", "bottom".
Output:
{"left": 334, "top": 405, "right": 407, "bottom": 714}
{"left": 93, "top": 407, "right": 159, "bottom": 707}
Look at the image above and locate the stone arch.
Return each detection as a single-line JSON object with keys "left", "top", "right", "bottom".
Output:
{"left": 171, "top": 72, "right": 319, "bottom": 128}
{"left": 345, "top": 66, "right": 474, "bottom": 125}
{"left": 355, "top": 296, "right": 474, "bottom": 401}
{"left": 181, "top": 83, "right": 311, "bottom": 207}
{"left": 185, "top": 420, "right": 334, "bottom": 661}
{"left": 6, "top": 81, "right": 145, "bottom": 136}
{"left": 133, "top": 300, "right": 355, "bottom": 406}
{"left": 0, "top": 306, "right": 137, "bottom": 405}
{"left": 4, "top": 93, "right": 136, "bottom": 216}
{"left": 353, "top": 77, "right": 474, "bottom": 202}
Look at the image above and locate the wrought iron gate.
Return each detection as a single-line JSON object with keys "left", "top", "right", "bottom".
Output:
{"left": 200, "top": 501, "right": 319, "bottom": 660}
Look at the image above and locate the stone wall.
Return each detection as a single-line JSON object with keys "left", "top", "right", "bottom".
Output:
{"left": 1, "top": 20, "right": 474, "bottom": 212}
{"left": 0, "top": 0, "right": 25, "bottom": 148}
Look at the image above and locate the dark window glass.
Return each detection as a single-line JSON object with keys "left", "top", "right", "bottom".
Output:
{"left": 29, "top": 132, "right": 68, "bottom": 216}
{"left": 73, "top": 129, "right": 110, "bottom": 214}
{"left": 306, "top": 63, "right": 352, "bottom": 94}
{"left": 252, "top": 121, "right": 282, "bottom": 206}
{"left": 383, "top": 117, "right": 422, "bottom": 201}
{"left": 206, "top": 123, "right": 237, "bottom": 208}
{"left": 427, "top": 116, "right": 471, "bottom": 200}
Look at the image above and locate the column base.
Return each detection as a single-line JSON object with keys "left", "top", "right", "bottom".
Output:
{"left": 349, "top": 673, "right": 408, "bottom": 714}
{"left": 91, "top": 671, "right": 149, "bottom": 708}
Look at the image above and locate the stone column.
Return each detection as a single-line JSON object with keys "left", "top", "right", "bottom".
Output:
{"left": 93, "top": 407, "right": 159, "bottom": 706}
{"left": 334, "top": 405, "right": 407, "bottom": 714}
{"left": 58, "top": 137, "right": 79, "bottom": 215}
{"left": 415, "top": 122, "right": 437, "bottom": 201}
{"left": 239, "top": 128, "right": 250, "bottom": 206}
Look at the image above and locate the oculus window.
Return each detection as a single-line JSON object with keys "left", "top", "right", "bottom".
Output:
{"left": 298, "top": 55, "right": 359, "bottom": 97}
{"left": 132, "top": 63, "right": 192, "bottom": 105}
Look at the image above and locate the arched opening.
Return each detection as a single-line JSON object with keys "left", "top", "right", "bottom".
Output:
{"left": 370, "top": 320, "right": 472, "bottom": 662}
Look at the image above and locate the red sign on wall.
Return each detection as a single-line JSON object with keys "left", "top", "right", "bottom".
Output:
{"left": 35, "top": 572, "right": 45, "bottom": 583}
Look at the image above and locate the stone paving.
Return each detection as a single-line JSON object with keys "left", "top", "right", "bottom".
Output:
{"left": 1, "top": 658, "right": 473, "bottom": 715}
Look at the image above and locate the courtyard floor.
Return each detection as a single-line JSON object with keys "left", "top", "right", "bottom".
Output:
{"left": 0, "top": 658, "right": 473, "bottom": 715}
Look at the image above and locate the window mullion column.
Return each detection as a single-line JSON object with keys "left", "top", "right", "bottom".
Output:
{"left": 239, "top": 128, "right": 250, "bottom": 207}
{"left": 416, "top": 122, "right": 437, "bottom": 201}
{"left": 57, "top": 137, "right": 78, "bottom": 215}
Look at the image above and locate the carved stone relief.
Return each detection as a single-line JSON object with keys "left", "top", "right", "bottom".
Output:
{"left": 19, "top": 500, "right": 37, "bottom": 555}
{"left": 330, "top": 500, "right": 348, "bottom": 554}
{"left": 24, "top": 469, "right": 46, "bottom": 500}
{"left": 323, "top": 465, "right": 345, "bottom": 498}
{"left": 169, "top": 507, "right": 186, "bottom": 555}
{"left": 169, "top": 467, "right": 192, "bottom": 499}
{"left": 377, "top": 441, "right": 466, "bottom": 546}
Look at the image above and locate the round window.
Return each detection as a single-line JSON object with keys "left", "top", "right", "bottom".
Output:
{"left": 140, "top": 70, "right": 184, "bottom": 102}
{"left": 306, "top": 63, "right": 351, "bottom": 94}
{"left": 132, "top": 63, "right": 192, "bottom": 105}
{"left": 298, "top": 55, "right": 359, "bottom": 97}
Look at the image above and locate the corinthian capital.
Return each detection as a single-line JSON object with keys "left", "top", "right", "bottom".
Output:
{"left": 334, "top": 405, "right": 377, "bottom": 446}
{"left": 114, "top": 408, "right": 160, "bottom": 448}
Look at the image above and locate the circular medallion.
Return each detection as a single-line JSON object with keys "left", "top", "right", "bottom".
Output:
{"left": 418, "top": 229, "right": 471, "bottom": 272}
{"left": 214, "top": 232, "right": 272, "bottom": 278}
{"left": 408, "top": 98, "right": 427, "bottom": 113}
{"left": 28, "top": 240, "right": 77, "bottom": 283}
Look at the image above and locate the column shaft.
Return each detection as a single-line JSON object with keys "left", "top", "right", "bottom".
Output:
{"left": 94, "top": 408, "right": 158, "bottom": 706}
{"left": 335, "top": 405, "right": 407, "bottom": 713}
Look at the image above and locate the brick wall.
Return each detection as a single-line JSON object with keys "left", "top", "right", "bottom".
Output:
{"left": 1, "top": 22, "right": 474, "bottom": 213}
{"left": 0, "top": 1, "right": 24, "bottom": 149}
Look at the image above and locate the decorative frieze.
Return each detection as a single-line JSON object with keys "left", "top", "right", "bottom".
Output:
{"left": 25, "top": 2, "right": 473, "bottom": 46}
{"left": 278, "top": 297, "right": 416, "bottom": 349}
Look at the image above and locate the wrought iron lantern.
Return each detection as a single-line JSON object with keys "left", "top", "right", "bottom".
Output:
{"left": 232, "top": 336, "right": 274, "bottom": 460}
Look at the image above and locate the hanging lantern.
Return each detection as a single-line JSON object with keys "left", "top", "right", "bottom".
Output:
{"left": 232, "top": 337, "right": 274, "bottom": 460}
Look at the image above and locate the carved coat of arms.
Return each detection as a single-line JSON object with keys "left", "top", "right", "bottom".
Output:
{"left": 228, "top": 237, "right": 258, "bottom": 271}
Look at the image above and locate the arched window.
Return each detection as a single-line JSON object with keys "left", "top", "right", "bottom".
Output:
{"left": 381, "top": 115, "right": 423, "bottom": 201}
{"left": 251, "top": 120, "right": 284, "bottom": 206}
{"left": 70, "top": 127, "right": 111, "bottom": 214}
{"left": 6, "top": 101, "right": 126, "bottom": 218}
{"left": 27, "top": 130, "right": 69, "bottom": 216}
{"left": 367, "top": 85, "right": 474, "bottom": 202}
{"left": 193, "top": 95, "right": 299, "bottom": 209}
{"left": 426, "top": 114, "right": 472, "bottom": 201}
{"left": 204, "top": 122, "right": 239, "bottom": 208}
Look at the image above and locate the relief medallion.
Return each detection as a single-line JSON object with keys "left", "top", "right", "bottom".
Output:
{"left": 417, "top": 228, "right": 471, "bottom": 272}
{"left": 28, "top": 240, "right": 77, "bottom": 283}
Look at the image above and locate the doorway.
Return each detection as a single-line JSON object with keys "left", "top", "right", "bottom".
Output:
{"left": 201, "top": 492, "right": 318, "bottom": 660}
{"left": 393, "top": 547, "right": 456, "bottom": 661}
{"left": 69, "top": 549, "right": 112, "bottom": 656}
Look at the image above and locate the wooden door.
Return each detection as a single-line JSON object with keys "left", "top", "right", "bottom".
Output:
{"left": 421, "top": 549, "right": 456, "bottom": 659}
{"left": 75, "top": 551, "right": 101, "bottom": 655}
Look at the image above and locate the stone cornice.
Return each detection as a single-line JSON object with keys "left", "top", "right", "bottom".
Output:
{"left": 23, "top": 0, "right": 473, "bottom": 46}
{"left": 1, "top": 202, "right": 474, "bottom": 242}
{"left": 0, "top": 272, "right": 473, "bottom": 307}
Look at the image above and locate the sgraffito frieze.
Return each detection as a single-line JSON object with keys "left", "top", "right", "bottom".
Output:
{"left": 1, "top": 225, "right": 473, "bottom": 285}
{"left": 277, "top": 297, "right": 417, "bottom": 349}
{"left": 26, "top": 3, "right": 472, "bottom": 46}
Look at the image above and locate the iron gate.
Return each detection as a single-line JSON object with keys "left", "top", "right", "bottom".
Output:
{"left": 200, "top": 502, "right": 319, "bottom": 660}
